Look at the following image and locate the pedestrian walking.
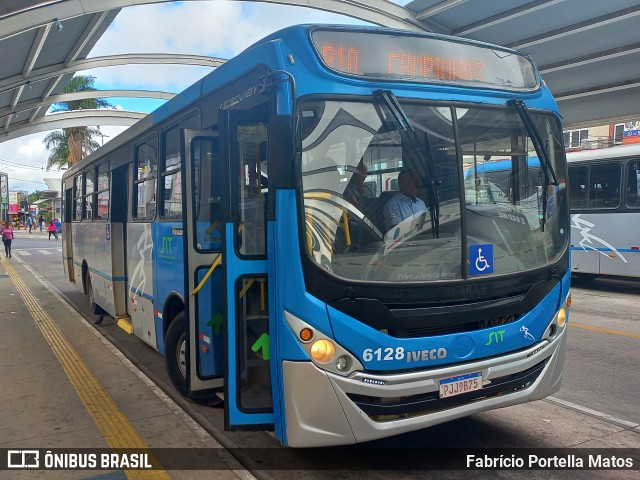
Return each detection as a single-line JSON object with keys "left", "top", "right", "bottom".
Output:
{"left": 38, "top": 214, "right": 44, "bottom": 232}
{"left": 54, "top": 218, "right": 62, "bottom": 235}
{"left": 47, "top": 221, "right": 58, "bottom": 240}
{"left": 27, "top": 214, "right": 34, "bottom": 233}
{"left": 1, "top": 221, "right": 14, "bottom": 258}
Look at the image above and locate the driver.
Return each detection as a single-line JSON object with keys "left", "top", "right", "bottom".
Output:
{"left": 383, "top": 170, "right": 427, "bottom": 230}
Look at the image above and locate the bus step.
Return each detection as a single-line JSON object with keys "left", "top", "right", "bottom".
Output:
{"left": 116, "top": 317, "right": 134, "bottom": 334}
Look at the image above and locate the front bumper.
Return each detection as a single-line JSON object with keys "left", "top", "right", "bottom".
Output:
{"left": 282, "top": 329, "right": 566, "bottom": 447}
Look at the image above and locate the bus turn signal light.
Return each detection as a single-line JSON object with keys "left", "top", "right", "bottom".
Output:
{"left": 311, "top": 339, "right": 336, "bottom": 363}
{"left": 299, "top": 328, "right": 313, "bottom": 342}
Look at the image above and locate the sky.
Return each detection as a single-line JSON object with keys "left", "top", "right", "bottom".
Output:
{"left": 0, "top": 1, "right": 413, "bottom": 193}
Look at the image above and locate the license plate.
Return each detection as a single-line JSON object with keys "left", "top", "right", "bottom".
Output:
{"left": 439, "top": 372, "right": 482, "bottom": 399}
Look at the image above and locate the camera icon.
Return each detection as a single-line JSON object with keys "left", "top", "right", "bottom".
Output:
{"left": 7, "top": 450, "right": 40, "bottom": 468}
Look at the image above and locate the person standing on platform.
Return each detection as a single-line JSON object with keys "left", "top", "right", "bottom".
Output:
{"left": 1, "top": 221, "right": 14, "bottom": 257}
{"left": 47, "top": 221, "right": 58, "bottom": 240}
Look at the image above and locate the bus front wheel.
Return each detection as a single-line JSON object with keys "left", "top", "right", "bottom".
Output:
{"left": 165, "top": 312, "right": 223, "bottom": 407}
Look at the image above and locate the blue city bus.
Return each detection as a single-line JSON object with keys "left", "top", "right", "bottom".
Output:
{"left": 61, "top": 25, "right": 571, "bottom": 447}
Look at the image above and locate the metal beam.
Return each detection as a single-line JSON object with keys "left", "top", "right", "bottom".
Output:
{"left": 0, "top": 0, "right": 422, "bottom": 42}
{"left": 0, "top": 109, "right": 146, "bottom": 144}
{"left": 0, "top": 89, "right": 175, "bottom": 118}
{"left": 0, "top": 53, "right": 226, "bottom": 95}
{"left": 64, "top": 10, "right": 112, "bottom": 66}
{"left": 540, "top": 42, "right": 640, "bottom": 74}
{"left": 23, "top": 23, "right": 51, "bottom": 77}
{"left": 42, "top": 75, "right": 65, "bottom": 101}
{"left": 453, "top": 0, "right": 563, "bottom": 37}
{"left": 415, "top": 0, "right": 470, "bottom": 21}
{"left": 555, "top": 80, "right": 640, "bottom": 102}
{"left": 28, "top": 106, "right": 42, "bottom": 123}
{"left": 3, "top": 113, "right": 12, "bottom": 131}
{"left": 10, "top": 85, "right": 24, "bottom": 110}
{"left": 507, "top": 5, "right": 640, "bottom": 50}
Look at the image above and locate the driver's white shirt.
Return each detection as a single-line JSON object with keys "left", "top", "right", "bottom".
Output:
{"left": 383, "top": 192, "right": 427, "bottom": 231}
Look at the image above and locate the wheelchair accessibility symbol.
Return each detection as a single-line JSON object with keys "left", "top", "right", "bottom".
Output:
{"left": 470, "top": 244, "right": 494, "bottom": 275}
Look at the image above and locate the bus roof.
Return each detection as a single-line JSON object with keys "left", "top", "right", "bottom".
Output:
{"left": 566, "top": 144, "right": 640, "bottom": 163}
{"left": 63, "top": 24, "right": 548, "bottom": 181}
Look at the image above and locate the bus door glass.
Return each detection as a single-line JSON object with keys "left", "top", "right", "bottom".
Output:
{"left": 223, "top": 109, "right": 273, "bottom": 428}
{"left": 183, "top": 130, "right": 225, "bottom": 394}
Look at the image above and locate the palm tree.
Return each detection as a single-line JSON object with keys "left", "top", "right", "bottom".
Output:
{"left": 43, "top": 75, "right": 112, "bottom": 170}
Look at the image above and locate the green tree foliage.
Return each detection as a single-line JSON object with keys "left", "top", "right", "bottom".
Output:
{"left": 43, "top": 75, "right": 112, "bottom": 170}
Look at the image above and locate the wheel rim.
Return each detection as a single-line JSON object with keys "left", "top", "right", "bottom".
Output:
{"left": 176, "top": 333, "right": 187, "bottom": 379}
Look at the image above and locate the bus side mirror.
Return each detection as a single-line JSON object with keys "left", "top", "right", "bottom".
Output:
{"left": 268, "top": 114, "right": 296, "bottom": 189}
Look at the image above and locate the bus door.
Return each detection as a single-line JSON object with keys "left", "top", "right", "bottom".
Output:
{"left": 223, "top": 109, "right": 273, "bottom": 429}
{"left": 62, "top": 184, "right": 74, "bottom": 282}
{"left": 183, "top": 130, "right": 225, "bottom": 396}
{"left": 184, "top": 116, "right": 274, "bottom": 429}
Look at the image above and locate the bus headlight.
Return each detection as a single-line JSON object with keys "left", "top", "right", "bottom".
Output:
{"left": 543, "top": 297, "right": 570, "bottom": 341}
{"left": 311, "top": 339, "right": 336, "bottom": 363}
{"left": 284, "top": 311, "right": 363, "bottom": 376}
{"left": 556, "top": 307, "right": 567, "bottom": 328}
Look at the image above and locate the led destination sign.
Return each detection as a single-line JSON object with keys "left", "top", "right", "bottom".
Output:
{"left": 311, "top": 30, "right": 539, "bottom": 91}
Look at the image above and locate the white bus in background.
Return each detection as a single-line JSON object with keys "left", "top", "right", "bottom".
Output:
{"left": 568, "top": 144, "right": 640, "bottom": 278}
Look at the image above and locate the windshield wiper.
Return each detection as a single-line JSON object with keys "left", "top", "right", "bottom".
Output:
{"left": 375, "top": 89, "right": 441, "bottom": 237}
{"left": 508, "top": 99, "right": 558, "bottom": 232}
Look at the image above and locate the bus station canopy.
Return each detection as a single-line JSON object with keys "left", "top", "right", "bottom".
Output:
{"left": 1, "top": 0, "right": 639, "bottom": 145}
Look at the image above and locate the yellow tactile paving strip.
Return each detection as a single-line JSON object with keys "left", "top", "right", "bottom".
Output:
{"left": 2, "top": 260, "right": 171, "bottom": 480}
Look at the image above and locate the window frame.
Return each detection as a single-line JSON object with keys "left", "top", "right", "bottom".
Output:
{"left": 569, "top": 161, "right": 622, "bottom": 210}
{"left": 159, "top": 112, "right": 201, "bottom": 219}
{"left": 625, "top": 159, "right": 640, "bottom": 209}
{"left": 133, "top": 134, "right": 159, "bottom": 221}
{"left": 95, "top": 160, "right": 110, "bottom": 221}
{"left": 83, "top": 167, "right": 96, "bottom": 221}
{"left": 160, "top": 123, "right": 183, "bottom": 219}
{"left": 73, "top": 174, "right": 83, "bottom": 222}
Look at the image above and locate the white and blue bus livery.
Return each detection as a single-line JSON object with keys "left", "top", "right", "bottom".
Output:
{"left": 62, "top": 25, "right": 570, "bottom": 447}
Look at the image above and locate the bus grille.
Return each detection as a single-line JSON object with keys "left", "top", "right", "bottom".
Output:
{"left": 346, "top": 360, "right": 546, "bottom": 421}
{"left": 385, "top": 313, "right": 521, "bottom": 338}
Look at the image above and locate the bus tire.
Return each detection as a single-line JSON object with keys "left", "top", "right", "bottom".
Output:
{"left": 85, "top": 271, "right": 98, "bottom": 313}
{"left": 85, "top": 271, "right": 105, "bottom": 316}
{"left": 165, "top": 312, "right": 223, "bottom": 407}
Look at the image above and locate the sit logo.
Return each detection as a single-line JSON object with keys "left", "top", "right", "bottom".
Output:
{"left": 486, "top": 329, "right": 505, "bottom": 346}
{"left": 160, "top": 236, "right": 173, "bottom": 255}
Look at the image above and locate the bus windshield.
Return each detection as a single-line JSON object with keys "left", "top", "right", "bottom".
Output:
{"left": 300, "top": 98, "right": 568, "bottom": 282}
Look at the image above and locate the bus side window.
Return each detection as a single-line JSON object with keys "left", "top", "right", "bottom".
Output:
{"left": 236, "top": 124, "right": 268, "bottom": 256}
{"left": 134, "top": 140, "right": 158, "bottom": 220}
{"left": 589, "top": 163, "right": 620, "bottom": 208}
{"left": 568, "top": 166, "right": 588, "bottom": 209}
